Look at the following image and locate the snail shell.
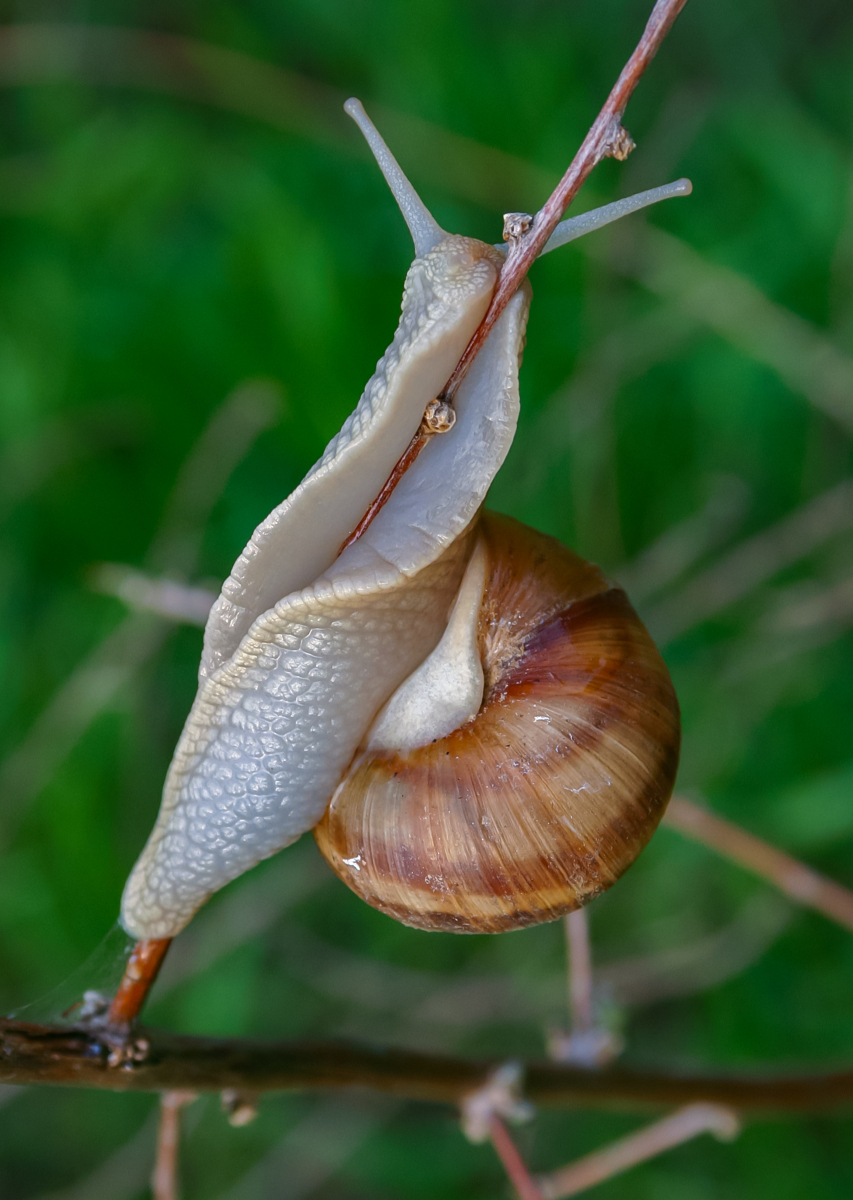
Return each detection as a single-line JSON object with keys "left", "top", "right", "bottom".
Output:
{"left": 315, "top": 511, "right": 680, "bottom": 932}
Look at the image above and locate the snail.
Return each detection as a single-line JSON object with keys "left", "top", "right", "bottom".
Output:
{"left": 119, "top": 100, "right": 684, "bottom": 950}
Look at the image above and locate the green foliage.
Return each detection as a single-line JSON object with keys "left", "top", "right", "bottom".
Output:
{"left": 1, "top": 0, "right": 853, "bottom": 1195}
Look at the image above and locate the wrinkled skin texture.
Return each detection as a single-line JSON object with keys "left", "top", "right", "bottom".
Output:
{"left": 121, "top": 237, "right": 530, "bottom": 938}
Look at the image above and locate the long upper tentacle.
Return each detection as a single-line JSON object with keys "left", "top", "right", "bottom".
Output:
{"left": 344, "top": 98, "right": 445, "bottom": 256}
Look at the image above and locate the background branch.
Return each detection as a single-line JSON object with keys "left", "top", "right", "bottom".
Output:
{"left": 3, "top": 1019, "right": 853, "bottom": 1114}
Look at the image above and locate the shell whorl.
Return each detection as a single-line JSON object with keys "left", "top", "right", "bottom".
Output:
{"left": 314, "top": 512, "right": 681, "bottom": 934}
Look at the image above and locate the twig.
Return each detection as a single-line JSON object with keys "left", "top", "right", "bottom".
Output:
{"left": 152, "top": 1091, "right": 196, "bottom": 1200}
{"left": 442, "top": 0, "right": 689, "bottom": 404}
{"left": 536, "top": 1104, "right": 740, "bottom": 1199}
{"left": 549, "top": 910, "right": 622, "bottom": 1068}
{"left": 4, "top": 1018, "right": 853, "bottom": 1113}
{"left": 2, "top": 25, "right": 850, "bottom": 438}
{"left": 338, "top": 426, "right": 428, "bottom": 553}
{"left": 107, "top": 939, "right": 173, "bottom": 1031}
{"left": 566, "top": 911, "right": 594, "bottom": 1035}
{"left": 91, "top": 565, "right": 216, "bottom": 626}
{"left": 340, "top": 0, "right": 690, "bottom": 551}
{"left": 664, "top": 797, "right": 853, "bottom": 934}
{"left": 489, "top": 1118, "right": 545, "bottom": 1200}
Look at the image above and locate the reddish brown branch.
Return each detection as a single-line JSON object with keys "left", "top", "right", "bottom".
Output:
{"left": 339, "top": 427, "right": 429, "bottom": 554}
{"left": 343, "top": 0, "right": 690, "bottom": 550}
{"left": 489, "top": 1117, "right": 545, "bottom": 1200}
{"left": 107, "top": 938, "right": 173, "bottom": 1030}
{"left": 2, "top": 1018, "right": 853, "bottom": 1115}
{"left": 441, "top": 0, "right": 689, "bottom": 405}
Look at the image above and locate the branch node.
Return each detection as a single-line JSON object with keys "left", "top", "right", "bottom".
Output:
{"left": 547, "top": 1026, "right": 624, "bottom": 1069}
{"left": 106, "top": 1033, "right": 151, "bottom": 1069}
{"left": 221, "top": 1089, "right": 260, "bottom": 1127}
{"left": 422, "top": 397, "right": 456, "bottom": 433}
{"left": 460, "top": 1061, "right": 535, "bottom": 1144}
{"left": 608, "top": 124, "right": 636, "bottom": 161}
{"left": 502, "top": 211, "right": 534, "bottom": 243}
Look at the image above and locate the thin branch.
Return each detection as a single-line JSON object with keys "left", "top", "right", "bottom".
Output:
{"left": 2, "top": 24, "right": 851, "bottom": 439}
{"left": 340, "top": 0, "right": 690, "bottom": 550}
{"left": 566, "top": 911, "right": 594, "bottom": 1034}
{"left": 152, "top": 1091, "right": 196, "bottom": 1200}
{"left": 489, "top": 1118, "right": 545, "bottom": 1200}
{"left": 536, "top": 1104, "right": 740, "bottom": 1199}
{"left": 91, "top": 564, "right": 216, "bottom": 627}
{"left": 442, "top": 0, "right": 689, "bottom": 403}
{"left": 664, "top": 797, "right": 853, "bottom": 934}
{"left": 339, "top": 426, "right": 428, "bottom": 553}
{"left": 549, "top": 911, "right": 621, "bottom": 1069}
{"left": 107, "top": 939, "right": 173, "bottom": 1032}
{"left": 4, "top": 1018, "right": 853, "bottom": 1113}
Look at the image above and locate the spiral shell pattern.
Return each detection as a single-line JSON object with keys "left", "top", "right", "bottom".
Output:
{"left": 315, "top": 512, "right": 681, "bottom": 933}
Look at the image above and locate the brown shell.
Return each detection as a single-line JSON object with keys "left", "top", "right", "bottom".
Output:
{"left": 314, "top": 512, "right": 681, "bottom": 933}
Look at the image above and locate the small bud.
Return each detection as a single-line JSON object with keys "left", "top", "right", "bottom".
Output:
{"left": 423, "top": 398, "right": 456, "bottom": 434}
{"left": 609, "top": 126, "right": 636, "bottom": 162}
{"left": 221, "top": 1089, "right": 259, "bottom": 1127}
{"left": 502, "top": 212, "right": 533, "bottom": 242}
{"left": 547, "top": 1026, "right": 623, "bottom": 1068}
{"left": 460, "top": 1061, "right": 535, "bottom": 1144}
{"left": 106, "top": 1035, "right": 150, "bottom": 1069}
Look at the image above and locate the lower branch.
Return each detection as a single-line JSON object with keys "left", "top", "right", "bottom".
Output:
{"left": 536, "top": 1103, "right": 740, "bottom": 1199}
{"left": 2, "top": 1018, "right": 853, "bottom": 1114}
{"left": 152, "top": 1091, "right": 196, "bottom": 1200}
{"left": 664, "top": 797, "right": 853, "bottom": 934}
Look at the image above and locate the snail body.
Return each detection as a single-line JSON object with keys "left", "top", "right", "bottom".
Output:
{"left": 120, "top": 101, "right": 686, "bottom": 942}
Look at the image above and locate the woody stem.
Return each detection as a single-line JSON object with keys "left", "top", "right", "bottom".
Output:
{"left": 342, "top": 0, "right": 690, "bottom": 551}
{"left": 107, "top": 938, "right": 173, "bottom": 1030}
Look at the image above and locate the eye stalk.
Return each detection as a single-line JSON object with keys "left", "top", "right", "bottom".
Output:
{"left": 344, "top": 98, "right": 446, "bottom": 256}
{"left": 538, "top": 177, "right": 693, "bottom": 254}
{"left": 345, "top": 97, "right": 691, "bottom": 265}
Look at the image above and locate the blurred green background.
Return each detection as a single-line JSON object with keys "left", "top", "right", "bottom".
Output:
{"left": 1, "top": 0, "right": 853, "bottom": 1196}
